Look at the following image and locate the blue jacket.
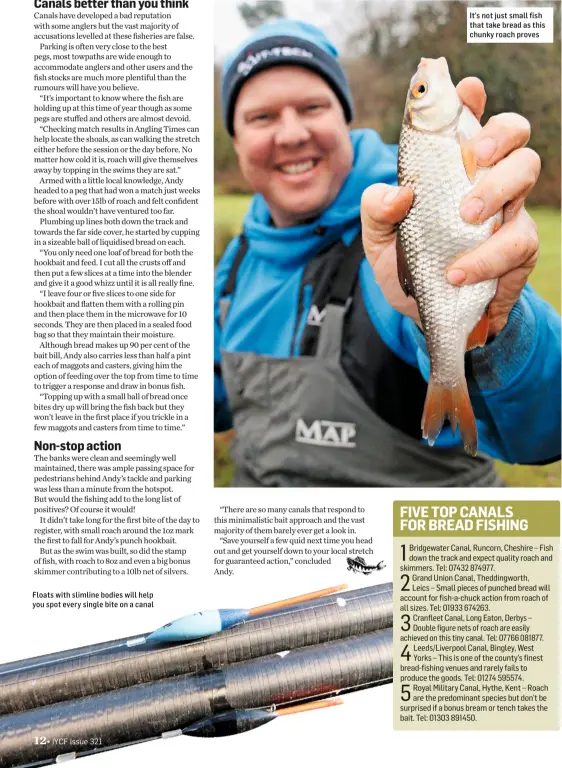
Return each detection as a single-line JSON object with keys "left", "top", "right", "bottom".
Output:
{"left": 215, "top": 129, "right": 561, "bottom": 464}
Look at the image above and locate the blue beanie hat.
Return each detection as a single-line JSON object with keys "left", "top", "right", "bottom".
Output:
{"left": 221, "top": 20, "right": 354, "bottom": 136}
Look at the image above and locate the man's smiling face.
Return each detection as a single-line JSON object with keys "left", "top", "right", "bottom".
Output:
{"left": 233, "top": 66, "right": 354, "bottom": 228}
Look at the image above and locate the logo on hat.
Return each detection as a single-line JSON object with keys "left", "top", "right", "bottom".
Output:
{"left": 237, "top": 46, "right": 314, "bottom": 78}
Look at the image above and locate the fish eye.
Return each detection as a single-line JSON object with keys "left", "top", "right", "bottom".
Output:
{"left": 411, "top": 80, "right": 428, "bottom": 99}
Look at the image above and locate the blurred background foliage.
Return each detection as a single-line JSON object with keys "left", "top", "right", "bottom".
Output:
{"left": 214, "top": 0, "right": 561, "bottom": 487}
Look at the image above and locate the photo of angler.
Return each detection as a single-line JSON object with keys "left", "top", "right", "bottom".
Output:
{"left": 214, "top": 1, "right": 561, "bottom": 488}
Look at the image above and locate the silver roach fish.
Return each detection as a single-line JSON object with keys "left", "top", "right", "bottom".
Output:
{"left": 397, "top": 57, "right": 502, "bottom": 456}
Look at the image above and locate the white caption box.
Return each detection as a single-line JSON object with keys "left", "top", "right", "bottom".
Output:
{"left": 467, "top": 6, "right": 554, "bottom": 43}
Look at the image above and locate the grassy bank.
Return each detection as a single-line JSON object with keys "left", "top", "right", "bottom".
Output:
{"left": 214, "top": 200, "right": 561, "bottom": 487}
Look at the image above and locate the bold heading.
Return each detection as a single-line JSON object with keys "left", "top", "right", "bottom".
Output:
{"left": 394, "top": 500, "right": 559, "bottom": 538}
{"left": 35, "top": 1, "right": 189, "bottom": 10}
{"left": 398, "top": 504, "right": 526, "bottom": 532}
{"left": 34, "top": 440, "right": 122, "bottom": 452}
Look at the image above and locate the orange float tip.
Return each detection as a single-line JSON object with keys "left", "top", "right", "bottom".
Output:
{"left": 249, "top": 584, "right": 349, "bottom": 616}
{"left": 276, "top": 698, "right": 344, "bottom": 717}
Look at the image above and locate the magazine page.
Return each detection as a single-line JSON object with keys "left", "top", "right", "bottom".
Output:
{"left": 0, "top": 1, "right": 560, "bottom": 767}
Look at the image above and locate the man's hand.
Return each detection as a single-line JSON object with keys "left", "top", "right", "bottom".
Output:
{"left": 361, "top": 77, "right": 541, "bottom": 339}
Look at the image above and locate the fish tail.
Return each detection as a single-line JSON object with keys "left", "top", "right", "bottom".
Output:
{"left": 422, "top": 378, "right": 477, "bottom": 456}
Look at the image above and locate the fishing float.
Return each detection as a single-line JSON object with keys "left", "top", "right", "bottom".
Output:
{"left": 145, "top": 583, "right": 349, "bottom": 643}
{"left": 182, "top": 698, "right": 344, "bottom": 737}
{"left": 0, "top": 630, "right": 393, "bottom": 767}
{"left": 0, "top": 583, "right": 393, "bottom": 716}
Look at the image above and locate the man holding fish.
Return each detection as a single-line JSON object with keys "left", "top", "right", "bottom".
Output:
{"left": 214, "top": 20, "right": 560, "bottom": 487}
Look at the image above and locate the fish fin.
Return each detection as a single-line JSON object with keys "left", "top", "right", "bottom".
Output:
{"left": 396, "top": 238, "right": 416, "bottom": 299}
{"left": 356, "top": 557, "right": 366, "bottom": 564}
{"left": 458, "top": 138, "right": 477, "bottom": 183}
{"left": 457, "top": 106, "right": 482, "bottom": 183}
{"left": 422, "top": 379, "right": 478, "bottom": 456}
{"left": 466, "top": 312, "right": 489, "bottom": 351}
